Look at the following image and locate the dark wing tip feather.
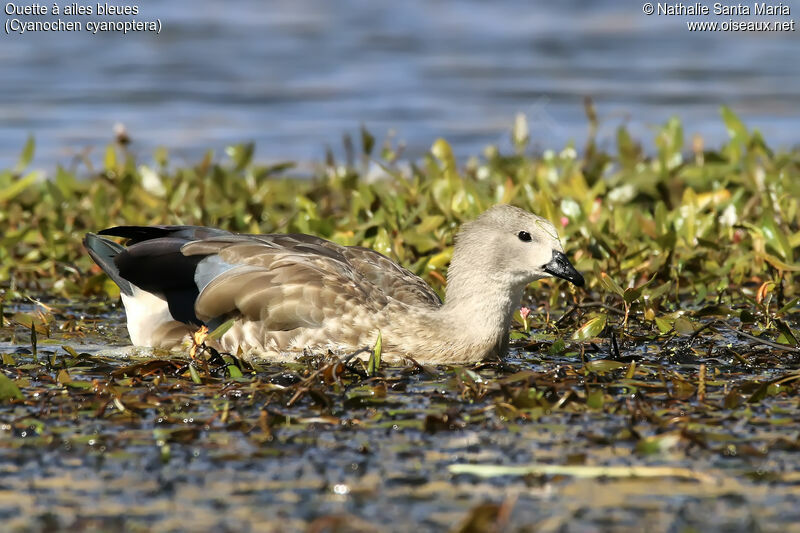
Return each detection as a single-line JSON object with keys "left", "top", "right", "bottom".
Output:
{"left": 83, "top": 233, "right": 134, "bottom": 296}
{"left": 99, "top": 226, "right": 180, "bottom": 245}
{"left": 99, "top": 225, "right": 235, "bottom": 245}
{"left": 90, "top": 229, "right": 212, "bottom": 326}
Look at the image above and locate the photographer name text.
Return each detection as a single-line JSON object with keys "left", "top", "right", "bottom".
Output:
{"left": 655, "top": 2, "right": 789, "bottom": 16}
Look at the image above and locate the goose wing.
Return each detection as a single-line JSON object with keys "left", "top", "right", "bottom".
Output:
{"left": 184, "top": 235, "right": 392, "bottom": 331}
{"left": 340, "top": 246, "right": 442, "bottom": 307}
{"left": 92, "top": 226, "right": 440, "bottom": 336}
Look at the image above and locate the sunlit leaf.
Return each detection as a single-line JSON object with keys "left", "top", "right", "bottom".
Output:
{"left": 368, "top": 330, "right": 382, "bottom": 376}
{"left": 0, "top": 171, "right": 40, "bottom": 203}
{"left": 758, "top": 253, "right": 800, "bottom": 272}
{"left": 226, "top": 143, "right": 255, "bottom": 171}
{"left": 448, "top": 463, "right": 713, "bottom": 482}
{"left": 222, "top": 355, "right": 244, "bottom": 378}
{"left": 372, "top": 227, "right": 393, "bottom": 257}
{"left": 12, "top": 312, "right": 49, "bottom": 335}
{"left": 673, "top": 317, "right": 696, "bottom": 335}
{"left": 720, "top": 106, "right": 747, "bottom": 142}
{"left": 188, "top": 364, "right": 202, "bottom": 384}
{"left": 0, "top": 373, "right": 23, "bottom": 401}
{"left": 586, "top": 389, "right": 604, "bottom": 409}
{"left": 56, "top": 369, "right": 72, "bottom": 385}
{"left": 572, "top": 315, "right": 607, "bottom": 341}
{"left": 623, "top": 275, "right": 656, "bottom": 305}
{"left": 778, "top": 298, "right": 800, "bottom": 315}
{"left": 104, "top": 144, "right": 117, "bottom": 173}
{"left": 15, "top": 135, "right": 35, "bottom": 172}
{"left": 636, "top": 433, "right": 681, "bottom": 455}
{"left": 593, "top": 264, "right": 624, "bottom": 297}
{"left": 774, "top": 320, "right": 798, "bottom": 347}
{"left": 61, "top": 345, "right": 79, "bottom": 358}
{"left": 209, "top": 319, "right": 235, "bottom": 341}
{"left": 585, "top": 360, "right": 626, "bottom": 373}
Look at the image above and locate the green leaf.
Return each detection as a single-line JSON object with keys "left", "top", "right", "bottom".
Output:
{"left": 415, "top": 215, "right": 446, "bottom": 234}
{"left": 586, "top": 388, "right": 604, "bottom": 409}
{"left": 0, "top": 171, "right": 40, "bottom": 203}
{"left": 655, "top": 117, "right": 684, "bottom": 171}
{"left": 104, "top": 144, "right": 117, "bottom": 173}
{"left": 0, "top": 372, "right": 23, "bottom": 401}
{"left": 720, "top": 106, "right": 747, "bottom": 142}
{"left": 56, "top": 369, "right": 72, "bottom": 385}
{"left": 15, "top": 135, "right": 35, "bottom": 172}
{"left": 774, "top": 320, "right": 798, "bottom": 347}
{"left": 585, "top": 360, "right": 626, "bottom": 373}
{"left": 760, "top": 214, "right": 794, "bottom": 262}
{"left": 623, "top": 275, "right": 656, "bottom": 305}
{"left": 223, "top": 355, "right": 244, "bottom": 378}
{"left": 724, "top": 388, "right": 742, "bottom": 409}
{"left": 778, "top": 298, "right": 800, "bottom": 315}
{"left": 617, "top": 126, "right": 638, "bottom": 165}
{"left": 635, "top": 433, "right": 681, "bottom": 456}
{"left": 360, "top": 126, "right": 375, "bottom": 156}
{"left": 188, "top": 364, "right": 203, "bottom": 384}
{"left": 372, "top": 227, "right": 393, "bottom": 257}
{"left": 572, "top": 314, "right": 607, "bottom": 341}
{"left": 593, "top": 264, "right": 624, "bottom": 297}
{"left": 673, "top": 317, "right": 696, "bottom": 335}
{"left": 368, "top": 330, "right": 382, "bottom": 376}
{"left": 209, "top": 319, "right": 235, "bottom": 341}
{"left": 448, "top": 463, "right": 712, "bottom": 482}
{"left": 12, "top": 312, "right": 49, "bottom": 335}
{"left": 654, "top": 316, "right": 672, "bottom": 334}
{"left": 226, "top": 143, "right": 255, "bottom": 170}
{"left": 758, "top": 253, "right": 800, "bottom": 272}
{"left": 431, "top": 138, "right": 458, "bottom": 183}
{"left": 61, "top": 345, "right": 79, "bottom": 358}
{"left": 431, "top": 138, "right": 455, "bottom": 166}
{"left": 747, "top": 382, "right": 770, "bottom": 404}
{"left": 548, "top": 338, "right": 566, "bottom": 355}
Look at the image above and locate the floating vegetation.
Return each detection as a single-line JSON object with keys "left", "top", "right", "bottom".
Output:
{"left": 0, "top": 108, "right": 799, "bottom": 531}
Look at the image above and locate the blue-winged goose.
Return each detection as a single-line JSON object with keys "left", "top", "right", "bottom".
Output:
{"left": 84, "top": 204, "right": 584, "bottom": 364}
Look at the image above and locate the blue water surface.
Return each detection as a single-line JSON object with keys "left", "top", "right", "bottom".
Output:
{"left": 1, "top": 0, "right": 798, "bottom": 168}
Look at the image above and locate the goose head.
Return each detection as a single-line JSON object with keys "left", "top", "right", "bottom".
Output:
{"left": 446, "top": 205, "right": 584, "bottom": 302}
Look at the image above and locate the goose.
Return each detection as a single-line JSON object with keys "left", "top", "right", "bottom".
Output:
{"left": 84, "top": 204, "right": 584, "bottom": 364}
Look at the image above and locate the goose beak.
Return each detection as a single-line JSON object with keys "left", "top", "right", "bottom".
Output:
{"left": 543, "top": 250, "right": 584, "bottom": 287}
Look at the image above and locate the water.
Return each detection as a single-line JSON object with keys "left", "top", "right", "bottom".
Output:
{"left": 2, "top": 302, "right": 800, "bottom": 531}
{"left": 2, "top": 0, "right": 799, "bottom": 168}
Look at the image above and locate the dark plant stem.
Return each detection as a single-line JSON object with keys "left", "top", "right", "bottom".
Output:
{"left": 30, "top": 323, "right": 37, "bottom": 362}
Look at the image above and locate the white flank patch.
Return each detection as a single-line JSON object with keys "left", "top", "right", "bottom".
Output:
{"left": 120, "top": 286, "right": 174, "bottom": 346}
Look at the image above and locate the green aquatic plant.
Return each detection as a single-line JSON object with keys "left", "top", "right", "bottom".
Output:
{"left": 0, "top": 108, "right": 798, "bottom": 530}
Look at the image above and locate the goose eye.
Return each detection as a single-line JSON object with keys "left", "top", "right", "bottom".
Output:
{"left": 517, "top": 231, "right": 532, "bottom": 242}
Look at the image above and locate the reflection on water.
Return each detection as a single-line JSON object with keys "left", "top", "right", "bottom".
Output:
{"left": 2, "top": 0, "right": 799, "bottom": 167}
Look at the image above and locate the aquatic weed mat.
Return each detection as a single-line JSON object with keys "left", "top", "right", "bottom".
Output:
{"left": 1, "top": 298, "right": 799, "bottom": 532}
{"left": 1, "top": 109, "right": 800, "bottom": 531}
